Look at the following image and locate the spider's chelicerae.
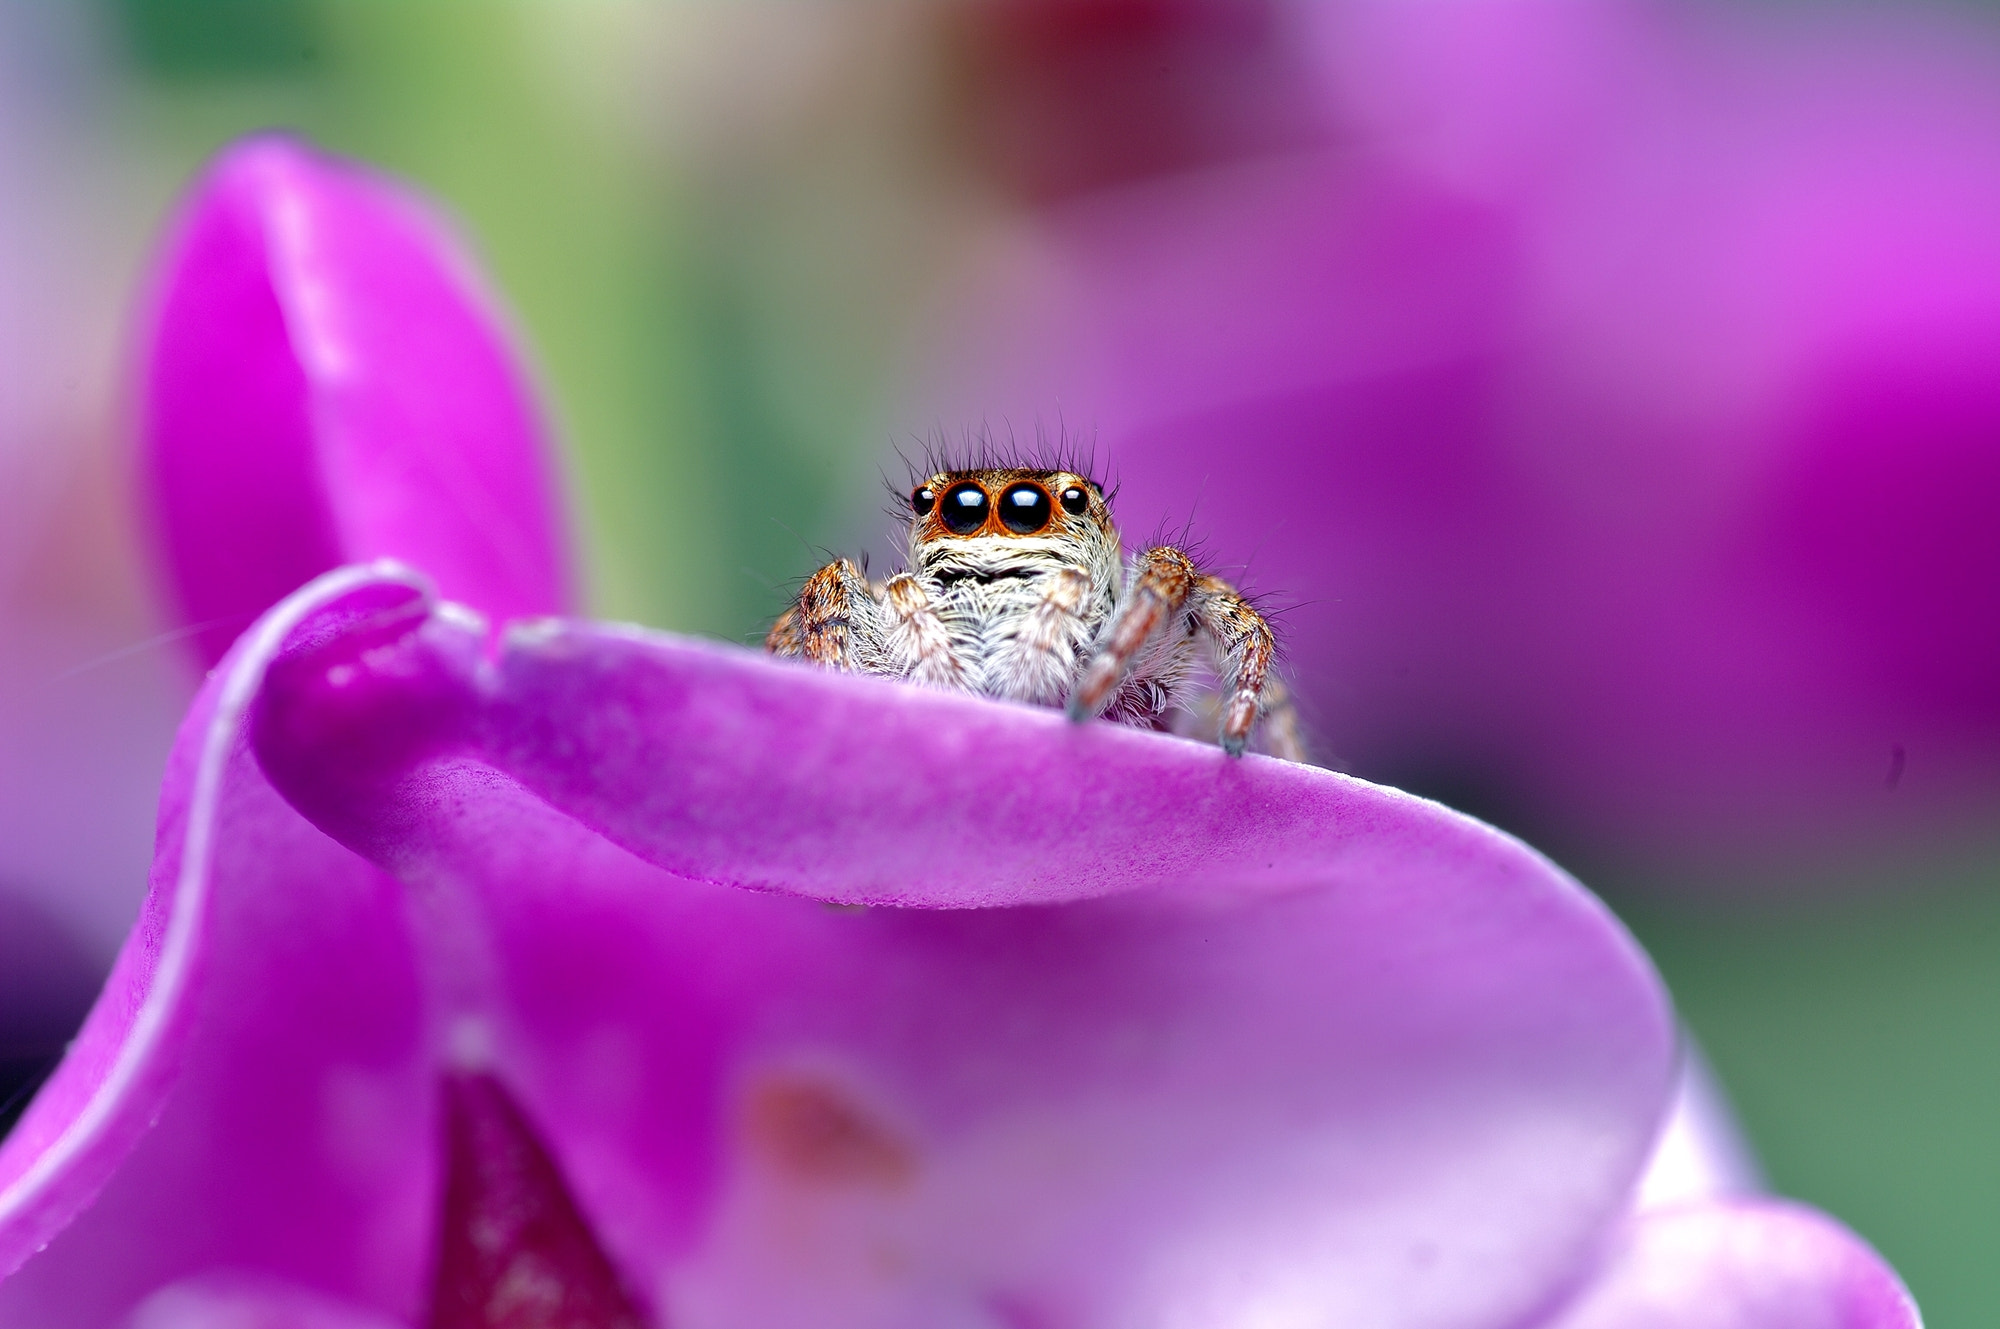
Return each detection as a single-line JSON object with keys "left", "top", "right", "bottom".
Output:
{"left": 766, "top": 462, "right": 1305, "bottom": 760}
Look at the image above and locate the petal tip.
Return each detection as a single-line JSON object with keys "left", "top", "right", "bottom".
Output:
{"left": 142, "top": 133, "right": 574, "bottom": 669}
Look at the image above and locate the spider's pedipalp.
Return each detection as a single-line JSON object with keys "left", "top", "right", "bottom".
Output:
{"left": 877, "top": 572, "right": 964, "bottom": 688}
{"left": 990, "top": 566, "right": 1098, "bottom": 705}
{"left": 766, "top": 557, "right": 874, "bottom": 669}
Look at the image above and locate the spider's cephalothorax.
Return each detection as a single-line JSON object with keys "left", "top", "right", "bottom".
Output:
{"left": 766, "top": 467, "right": 1304, "bottom": 759}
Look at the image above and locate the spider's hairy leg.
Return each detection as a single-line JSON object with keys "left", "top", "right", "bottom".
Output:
{"left": 766, "top": 557, "right": 874, "bottom": 669}
{"left": 878, "top": 572, "right": 966, "bottom": 687}
{"left": 1189, "top": 574, "right": 1292, "bottom": 758}
{"left": 1068, "top": 545, "right": 1197, "bottom": 722}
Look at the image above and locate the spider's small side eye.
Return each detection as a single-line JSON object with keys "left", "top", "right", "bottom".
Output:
{"left": 941, "top": 482, "right": 990, "bottom": 534}
{"left": 1000, "top": 484, "right": 1053, "bottom": 534}
{"left": 911, "top": 486, "right": 937, "bottom": 516}
{"left": 1058, "top": 486, "right": 1090, "bottom": 516}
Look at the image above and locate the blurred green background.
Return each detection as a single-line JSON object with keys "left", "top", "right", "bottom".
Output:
{"left": 0, "top": 2, "right": 1993, "bottom": 1324}
{"left": 99, "top": 0, "right": 960, "bottom": 644}
{"left": 1610, "top": 843, "right": 2000, "bottom": 1327}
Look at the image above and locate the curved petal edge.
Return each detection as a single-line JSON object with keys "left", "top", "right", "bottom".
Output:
{"left": 0, "top": 564, "right": 431, "bottom": 1280}
{"left": 141, "top": 134, "right": 572, "bottom": 667}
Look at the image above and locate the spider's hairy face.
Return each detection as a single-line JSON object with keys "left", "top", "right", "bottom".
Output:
{"left": 905, "top": 468, "right": 1119, "bottom": 588}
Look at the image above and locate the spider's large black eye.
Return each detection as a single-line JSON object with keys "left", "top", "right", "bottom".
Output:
{"left": 1000, "top": 483, "right": 1053, "bottom": 534}
{"left": 1058, "top": 485, "right": 1090, "bottom": 516}
{"left": 940, "top": 482, "right": 990, "bottom": 534}
{"left": 911, "top": 485, "right": 936, "bottom": 516}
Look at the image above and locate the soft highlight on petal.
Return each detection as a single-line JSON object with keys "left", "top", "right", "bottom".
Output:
{"left": 1633, "top": 1046, "right": 1762, "bottom": 1213}
{"left": 1535, "top": 1201, "right": 1921, "bottom": 1329}
{"left": 128, "top": 1273, "right": 407, "bottom": 1329}
{"left": 141, "top": 136, "right": 571, "bottom": 667}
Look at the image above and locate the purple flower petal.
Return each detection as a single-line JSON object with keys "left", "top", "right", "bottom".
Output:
{"left": 258, "top": 567, "right": 1674, "bottom": 1325}
{"left": 141, "top": 137, "right": 572, "bottom": 668}
{"left": 2, "top": 565, "right": 1677, "bottom": 1328}
{"left": 1534, "top": 1201, "right": 1921, "bottom": 1329}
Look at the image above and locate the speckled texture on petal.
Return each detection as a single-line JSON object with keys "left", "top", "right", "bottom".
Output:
{"left": 141, "top": 136, "right": 571, "bottom": 667}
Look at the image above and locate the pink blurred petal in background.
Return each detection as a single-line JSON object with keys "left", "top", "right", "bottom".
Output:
{"left": 0, "top": 9, "right": 190, "bottom": 1081}
{"left": 925, "top": 0, "right": 2000, "bottom": 875}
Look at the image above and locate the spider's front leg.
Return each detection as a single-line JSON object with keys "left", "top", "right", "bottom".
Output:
{"left": 1069, "top": 547, "right": 1302, "bottom": 759}
{"left": 1187, "top": 574, "right": 1305, "bottom": 761}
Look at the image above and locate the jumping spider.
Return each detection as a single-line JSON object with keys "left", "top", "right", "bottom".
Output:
{"left": 767, "top": 463, "right": 1304, "bottom": 760}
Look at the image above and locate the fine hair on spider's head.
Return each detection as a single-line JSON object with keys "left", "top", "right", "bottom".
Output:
{"left": 889, "top": 420, "right": 1115, "bottom": 506}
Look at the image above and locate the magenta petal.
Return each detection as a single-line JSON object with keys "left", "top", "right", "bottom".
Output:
{"left": 242, "top": 567, "right": 1676, "bottom": 1327}
{"left": 1535, "top": 1201, "right": 1921, "bottom": 1329}
{"left": 142, "top": 136, "right": 572, "bottom": 667}
{"left": 0, "top": 567, "right": 435, "bottom": 1323}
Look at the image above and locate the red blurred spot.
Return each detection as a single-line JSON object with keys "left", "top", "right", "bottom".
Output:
{"left": 428, "top": 1074, "right": 648, "bottom": 1329}
{"left": 945, "top": 0, "right": 1326, "bottom": 200}
{"left": 743, "top": 1074, "right": 918, "bottom": 1188}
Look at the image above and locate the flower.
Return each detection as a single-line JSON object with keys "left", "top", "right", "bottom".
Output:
{"left": 926, "top": 0, "right": 2000, "bottom": 873}
{"left": 140, "top": 133, "right": 574, "bottom": 668}
{"left": 7, "top": 82, "right": 578, "bottom": 1101}
{"left": 0, "top": 135, "right": 1916, "bottom": 1327}
{"left": 0, "top": 561, "right": 1914, "bottom": 1329}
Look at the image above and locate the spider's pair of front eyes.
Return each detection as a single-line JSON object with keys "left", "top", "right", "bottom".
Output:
{"left": 911, "top": 481, "right": 1089, "bottom": 535}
